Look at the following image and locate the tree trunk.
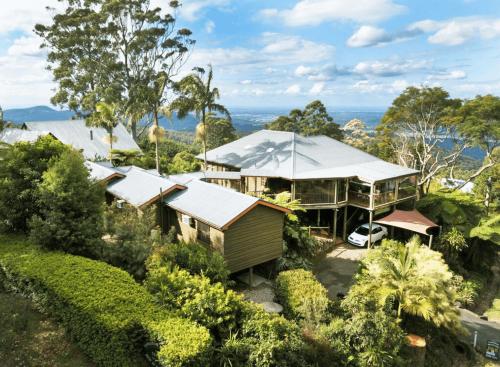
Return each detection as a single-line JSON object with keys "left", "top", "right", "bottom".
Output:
{"left": 202, "top": 109, "right": 207, "bottom": 172}
{"left": 109, "top": 130, "right": 113, "bottom": 164}
{"left": 154, "top": 109, "right": 160, "bottom": 174}
{"left": 131, "top": 121, "right": 137, "bottom": 142}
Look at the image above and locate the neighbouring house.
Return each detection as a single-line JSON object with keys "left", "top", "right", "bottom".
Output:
{"left": 21, "top": 120, "right": 141, "bottom": 160}
{"left": 440, "top": 178, "right": 474, "bottom": 194}
{"left": 87, "top": 163, "right": 289, "bottom": 273}
{"left": 196, "top": 130, "right": 420, "bottom": 246}
{"left": 0, "top": 128, "right": 53, "bottom": 144}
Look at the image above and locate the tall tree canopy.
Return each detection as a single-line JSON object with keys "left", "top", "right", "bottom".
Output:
{"left": 375, "top": 87, "right": 462, "bottom": 195}
{"left": 265, "top": 100, "right": 343, "bottom": 140}
{"left": 169, "top": 65, "right": 231, "bottom": 170}
{"left": 203, "top": 113, "right": 237, "bottom": 150}
{"left": 35, "top": 0, "right": 194, "bottom": 139}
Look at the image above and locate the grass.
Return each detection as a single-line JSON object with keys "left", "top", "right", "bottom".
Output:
{"left": 0, "top": 291, "right": 93, "bottom": 367}
{"left": 485, "top": 295, "right": 500, "bottom": 323}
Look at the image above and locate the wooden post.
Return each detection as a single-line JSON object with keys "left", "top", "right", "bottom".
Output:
{"left": 368, "top": 210, "right": 373, "bottom": 248}
{"left": 317, "top": 209, "right": 321, "bottom": 226}
{"left": 428, "top": 235, "right": 433, "bottom": 249}
{"left": 333, "top": 209, "right": 338, "bottom": 243}
{"left": 249, "top": 267, "right": 254, "bottom": 288}
{"left": 343, "top": 206, "right": 348, "bottom": 241}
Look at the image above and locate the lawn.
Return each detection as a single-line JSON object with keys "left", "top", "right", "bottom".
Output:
{"left": 0, "top": 291, "right": 93, "bottom": 367}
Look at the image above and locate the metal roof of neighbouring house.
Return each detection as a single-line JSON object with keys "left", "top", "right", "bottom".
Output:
{"left": 163, "top": 178, "right": 289, "bottom": 230}
{"left": 0, "top": 128, "right": 51, "bottom": 145}
{"left": 24, "top": 120, "right": 141, "bottom": 160}
{"left": 199, "top": 130, "right": 418, "bottom": 183}
{"left": 105, "top": 166, "right": 185, "bottom": 209}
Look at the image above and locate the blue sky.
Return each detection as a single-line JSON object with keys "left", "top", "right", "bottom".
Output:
{"left": 1, "top": 0, "right": 499, "bottom": 109}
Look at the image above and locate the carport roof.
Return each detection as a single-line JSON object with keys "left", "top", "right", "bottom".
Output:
{"left": 374, "top": 209, "right": 439, "bottom": 235}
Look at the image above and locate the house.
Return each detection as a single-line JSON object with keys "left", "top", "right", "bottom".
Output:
{"left": 87, "top": 163, "right": 289, "bottom": 273}
{"left": 0, "top": 128, "right": 53, "bottom": 145}
{"left": 22, "top": 120, "right": 141, "bottom": 160}
{"left": 197, "top": 130, "right": 419, "bottom": 246}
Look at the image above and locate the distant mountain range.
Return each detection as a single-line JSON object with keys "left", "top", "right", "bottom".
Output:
{"left": 3, "top": 105, "right": 484, "bottom": 160}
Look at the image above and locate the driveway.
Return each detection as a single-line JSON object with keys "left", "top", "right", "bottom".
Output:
{"left": 314, "top": 243, "right": 367, "bottom": 299}
{"left": 460, "top": 308, "right": 500, "bottom": 354}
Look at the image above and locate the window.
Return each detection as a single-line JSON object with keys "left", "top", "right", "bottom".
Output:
{"left": 180, "top": 213, "right": 196, "bottom": 228}
{"left": 197, "top": 221, "right": 211, "bottom": 243}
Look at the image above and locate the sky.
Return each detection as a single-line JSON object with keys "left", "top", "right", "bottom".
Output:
{"left": 0, "top": 0, "right": 499, "bottom": 109}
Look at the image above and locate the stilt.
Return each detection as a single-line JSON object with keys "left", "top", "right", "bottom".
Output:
{"left": 343, "top": 206, "right": 348, "bottom": 241}
{"left": 368, "top": 210, "right": 373, "bottom": 249}
{"left": 428, "top": 235, "right": 433, "bottom": 249}
{"left": 317, "top": 209, "right": 321, "bottom": 226}
{"left": 333, "top": 209, "right": 338, "bottom": 243}
{"left": 249, "top": 267, "right": 254, "bottom": 288}
{"left": 390, "top": 226, "right": 395, "bottom": 238}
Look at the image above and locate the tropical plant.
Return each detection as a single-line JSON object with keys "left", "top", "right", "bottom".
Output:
{"left": 87, "top": 101, "right": 121, "bottom": 160}
{"left": 265, "top": 100, "right": 343, "bottom": 140}
{"left": 169, "top": 65, "right": 231, "bottom": 170}
{"left": 470, "top": 213, "right": 500, "bottom": 246}
{"left": 350, "top": 236, "right": 461, "bottom": 331}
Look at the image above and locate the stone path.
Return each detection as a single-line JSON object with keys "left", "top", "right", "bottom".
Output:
{"left": 314, "top": 243, "right": 367, "bottom": 299}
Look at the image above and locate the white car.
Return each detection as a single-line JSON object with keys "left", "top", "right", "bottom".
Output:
{"left": 347, "top": 223, "right": 388, "bottom": 247}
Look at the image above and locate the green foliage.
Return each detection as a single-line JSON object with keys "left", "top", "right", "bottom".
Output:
{"left": 438, "top": 226, "right": 468, "bottom": 263}
{"left": 451, "top": 274, "right": 482, "bottom": 307}
{"left": 147, "top": 242, "right": 230, "bottom": 285}
{"left": 146, "top": 266, "right": 243, "bottom": 339}
{"left": 470, "top": 214, "right": 500, "bottom": 245}
{"left": 101, "top": 203, "right": 158, "bottom": 279}
{"left": 168, "top": 151, "right": 201, "bottom": 174}
{"left": 351, "top": 236, "right": 462, "bottom": 331}
{"left": 205, "top": 114, "right": 237, "bottom": 150}
{"left": 0, "top": 240, "right": 212, "bottom": 367}
{"left": 265, "top": 100, "right": 343, "bottom": 140}
{"left": 29, "top": 150, "right": 105, "bottom": 255}
{"left": 87, "top": 101, "right": 122, "bottom": 158}
{"left": 0, "top": 136, "right": 69, "bottom": 233}
{"left": 275, "top": 269, "right": 329, "bottom": 326}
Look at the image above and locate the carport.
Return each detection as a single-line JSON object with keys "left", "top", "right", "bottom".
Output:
{"left": 374, "top": 209, "right": 440, "bottom": 247}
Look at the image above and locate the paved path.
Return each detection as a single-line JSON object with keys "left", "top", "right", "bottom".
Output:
{"left": 460, "top": 308, "right": 500, "bottom": 354}
{"left": 314, "top": 243, "right": 366, "bottom": 299}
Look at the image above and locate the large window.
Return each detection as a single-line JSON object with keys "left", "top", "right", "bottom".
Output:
{"left": 348, "top": 180, "right": 371, "bottom": 207}
{"left": 295, "top": 179, "right": 336, "bottom": 204}
{"left": 374, "top": 180, "right": 396, "bottom": 206}
{"left": 337, "top": 179, "right": 347, "bottom": 203}
{"left": 197, "top": 221, "right": 211, "bottom": 244}
{"left": 398, "top": 176, "right": 417, "bottom": 199}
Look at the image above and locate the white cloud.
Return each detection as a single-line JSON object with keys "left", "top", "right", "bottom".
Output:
{"left": 294, "top": 65, "right": 313, "bottom": 77}
{"left": 309, "top": 82, "right": 325, "bottom": 95}
{"left": 352, "top": 79, "right": 409, "bottom": 94}
{"left": 353, "top": 59, "right": 430, "bottom": 76}
{"left": 260, "top": 33, "right": 334, "bottom": 62}
{"left": 7, "top": 36, "right": 45, "bottom": 57}
{"left": 204, "top": 20, "right": 215, "bottom": 33}
{"left": 177, "top": 0, "right": 231, "bottom": 22}
{"left": 285, "top": 84, "right": 301, "bottom": 95}
{"left": 428, "top": 70, "right": 467, "bottom": 80}
{"left": 260, "top": 0, "right": 405, "bottom": 27}
{"left": 347, "top": 26, "right": 389, "bottom": 47}
{"left": 240, "top": 79, "right": 252, "bottom": 84}
{"left": 0, "top": 1, "right": 62, "bottom": 34}
{"left": 409, "top": 17, "right": 500, "bottom": 46}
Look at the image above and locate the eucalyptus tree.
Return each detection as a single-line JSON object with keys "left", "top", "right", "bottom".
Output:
{"left": 36, "top": 0, "right": 194, "bottom": 139}
{"left": 169, "top": 65, "right": 231, "bottom": 170}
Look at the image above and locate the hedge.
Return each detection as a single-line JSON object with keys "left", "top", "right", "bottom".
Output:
{"left": 0, "top": 237, "right": 211, "bottom": 367}
{"left": 275, "top": 269, "right": 329, "bottom": 322}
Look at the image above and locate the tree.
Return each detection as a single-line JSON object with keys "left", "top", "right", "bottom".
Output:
{"left": 351, "top": 236, "right": 461, "bottom": 331}
{"left": 29, "top": 149, "right": 104, "bottom": 254}
{"left": 0, "top": 136, "right": 69, "bottom": 233}
{"left": 168, "top": 151, "right": 200, "bottom": 174}
{"left": 169, "top": 65, "right": 231, "bottom": 171}
{"left": 204, "top": 113, "right": 237, "bottom": 150}
{"left": 343, "top": 118, "right": 372, "bottom": 151}
{"left": 87, "top": 101, "right": 121, "bottom": 160}
{"left": 375, "top": 86, "right": 462, "bottom": 195}
{"left": 36, "top": 0, "right": 194, "bottom": 139}
{"left": 470, "top": 214, "right": 500, "bottom": 246}
{"left": 455, "top": 95, "right": 500, "bottom": 189}
{"left": 265, "top": 100, "right": 343, "bottom": 140}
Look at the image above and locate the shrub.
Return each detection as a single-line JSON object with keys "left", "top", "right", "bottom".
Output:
{"left": 275, "top": 269, "right": 329, "bottom": 325}
{"left": 29, "top": 150, "right": 105, "bottom": 255}
{"left": 0, "top": 240, "right": 211, "bottom": 367}
{"left": 0, "top": 136, "right": 69, "bottom": 232}
{"left": 147, "top": 242, "right": 230, "bottom": 285}
{"left": 146, "top": 266, "right": 243, "bottom": 339}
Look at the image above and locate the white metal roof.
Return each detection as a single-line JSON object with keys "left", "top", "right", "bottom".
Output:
{"left": 106, "top": 166, "right": 184, "bottom": 208}
{"left": 200, "top": 130, "right": 418, "bottom": 183}
{"left": 85, "top": 161, "right": 124, "bottom": 183}
{"left": 24, "top": 120, "right": 141, "bottom": 160}
{"left": 0, "top": 128, "right": 50, "bottom": 144}
{"left": 164, "top": 179, "right": 284, "bottom": 230}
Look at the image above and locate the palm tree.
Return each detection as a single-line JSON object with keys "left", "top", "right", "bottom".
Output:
{"left": 88, "top": 101, "right": 121, "bottom": 161}
{"left": 353, "top": 236, "right": 461, "bottom": 331}
{"left": 169, "top": 65, "right": 231, "bottom": 171}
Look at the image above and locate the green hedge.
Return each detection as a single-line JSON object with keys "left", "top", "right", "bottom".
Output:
{"left": 275, "top": 269, "right": 329, "bottom": 322}
{"left": 0, "top": 237, "right": 211, "bottom": 367}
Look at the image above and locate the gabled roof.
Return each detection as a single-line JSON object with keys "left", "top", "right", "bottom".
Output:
{"left": 85, "top": 161, "right": 125, "bottom": 183}
{"left": 164, "top": 178, "right": 289, "bottom": 230}
{"left": 0, "top": 128, "right": 51, "bottom": 144}
{"left": 200, "top": 130, "right": 418, "bottom": 183}
{"left": 106, "top": 166, "right": 185, "bottom": 209}
{"left": 24, "top": 120, "right": 141, "bottom": 160}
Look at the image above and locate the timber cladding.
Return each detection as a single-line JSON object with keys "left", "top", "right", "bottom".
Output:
{"left": 223, "top": 205, "right": 284, "bottom": 273}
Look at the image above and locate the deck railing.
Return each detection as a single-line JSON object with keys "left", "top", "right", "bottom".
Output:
{"left": 294, "top": 191, "right": 336, "bottom": 205}
{"left": 348, "top": 190, "right": 371, "bottom": 207}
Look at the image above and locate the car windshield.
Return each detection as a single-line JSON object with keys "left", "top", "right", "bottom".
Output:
{"left": 355, "top": 227, "right": 370, "bottom": 235}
